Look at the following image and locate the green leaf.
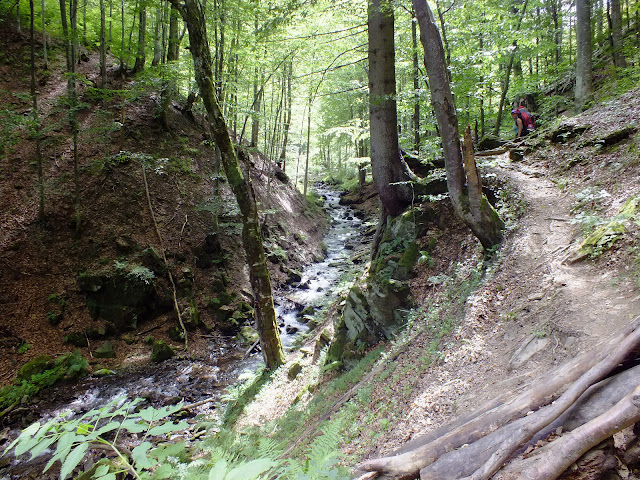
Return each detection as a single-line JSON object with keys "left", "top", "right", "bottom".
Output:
{"left": 147, "top": 421, "right": 188, "bottom": 436}
{"left": 28, "top": 434, "right": 58, "bottom": 459}
{"left": 60, "top": 442, "right": 88, "bottom": 480}
{"left": 120, "top": 419, "right": 147, "bottom": 433}
{"left": 208, "top": 459, "right": 228, "bottom": 480}
{"left": 225, "top": 459, "right": 275, "bottom": 480}
{"left": 150, "top": 441, "right": 187, "bottom": 462}
{"left": 94, "top": 464, "right": 110, "bottom": 476}
{"left": 76, "top": 423, "right": 94, "bottom": 436}
{"left": 95, "top": 421, "right": 121, "bottom": 436}
{"left": 132, "top": 441, "right": 154, "bottom": 469}
{"left": 95, "top": 474, "right": 116, "bottom": 480}
{"left": 153, "top": 463, "right": 174, "bottom": 479}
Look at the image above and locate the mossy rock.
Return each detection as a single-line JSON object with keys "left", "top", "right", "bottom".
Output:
{"left": 18, "top": 355, "right": 55, "bottom": 380}
{"left": 167, "top": 326, "right": 185, "bottom": 342}
{"left": 236, "top": 326, "right": 259, "bottom": 346}
{"left": 288, "top": 362, "right": 303, "bottom": 381}
{"left": 64, "top": 332, "right": 89, "bottom": 348}
{"left": 151, "top": 341, "right": 175, "bottom": 363}
{"left": 94, "top": 341, "right": 116, "bottom": 359}
{"left": 77, "top": 263, "right": 172, "bottom": 332}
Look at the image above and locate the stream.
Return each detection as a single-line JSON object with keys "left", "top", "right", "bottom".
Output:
{"left": 0, "top": 184, "right": 370, "bottom": 479}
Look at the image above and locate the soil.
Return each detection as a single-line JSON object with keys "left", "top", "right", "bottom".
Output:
{"left": 0, "top": 26, "right": 328, "bottom": 389}
{"left": 234, "top": 87, "right": 640, "bottom": 476}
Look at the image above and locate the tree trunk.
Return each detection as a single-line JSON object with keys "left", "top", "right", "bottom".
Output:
{"left": 250, "top": 71, "right": 263, "bottom": 148}
{"left": 412, "top": 10, "right": 421, "bottom": 153}
{"left": 611, "top": 0, "right": 628, "bottom": 67}
{"left": 132, "top": 4, "right": 146, "bottom": 73}
{"left": 303, "top": 96, "right": 311, "bottom": 197}
{"left": 493, "top": 0, "right": 528, "bottom": 136}
{"left": 41, "top": 0, "right": 48, "bottom": 69}
{"left": 368, "top": 0, "right": 413, "bottom": 217}
{"left": 100, "top": 0, "right": 107, "bottom": 87}
{"left": 30, "top": 0, "right": 44, "bottom": 221}
{"left": 152, "top": 3, "right": 163, "bottom": 66}
{"left": 279, "top": 60, "right": 292, "bottom": 171}
{"left": 413, "top": 0, "right": 503, "bottom": 249}
{"left": 168, "top": 0, "right": 285, "bottom": 370}
{"left": 575, "top": 0, "right": 593, "bottom": 111}
{"left": 167, "top": 4, "right": 180, "bottom": 61}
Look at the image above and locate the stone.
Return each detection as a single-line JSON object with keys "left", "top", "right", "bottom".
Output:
{"left": 93, "top": 368, "right": 116, "bottom": 376}
{"left": 17, "top": 355, "right": 54, "bottom": 380}
{"left": 288, "top": 362, "right": 303, "bottom": 381}
{"left": 64, "top": 332, "right": 89, "bottom": 348}
{"left": 94, "top": 341, "right": 116, "bottom": 359}
{"left": 236, "top": 326, "right": 259, "bottom": 346}
{"left": 167, "top": 326, "right": 185, "bottom": 342}
{"left": 151, "top": 341, "right": 175, "bottom": 363}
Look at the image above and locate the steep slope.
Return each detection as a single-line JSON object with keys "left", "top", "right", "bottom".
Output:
{"left": 0, "top": 26, "right": 327, "bottom": 387}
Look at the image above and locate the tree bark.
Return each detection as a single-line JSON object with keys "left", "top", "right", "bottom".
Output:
{"left": 100, "top": 0, "right": 107, "bottom": 87}
{"left": 413, "top": 0, "right": 503, "bottom": 249}
{"left": 30, "top": 0, "right": 44, "bottom": 220}
{"left": 368, "top": 0, "right": 413, "bottom": 217}
{"left": 168, "top": 0, "right": 285, "bottom": 370}
{"left": 575, "top": 0, "right": 593, "bottom": 111}
{"left": 167, "top": 4, "right": 180, "bottom": 62}
{"left": 493, "top": 0, "right": 528, "bottom": 136}
{"left": 610, "top": 0, "right": 628, "bottom": 67}
{"left": 132, "top": 4, "right": 146, "bottom": 73}
{"left": 412, "top": 10, "right": 421, "bottom": 153}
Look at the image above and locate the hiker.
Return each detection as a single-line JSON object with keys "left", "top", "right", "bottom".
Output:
{"left": 511, "top": 107, "right": 535, "bottom": 139}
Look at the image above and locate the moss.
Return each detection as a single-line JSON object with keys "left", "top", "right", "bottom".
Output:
{"left": 398, "top": 241, "right": 419, "bottom": 270}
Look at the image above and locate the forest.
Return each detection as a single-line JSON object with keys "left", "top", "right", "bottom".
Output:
{"left": 1, "top": 0, "right": 640, "bottom": 478}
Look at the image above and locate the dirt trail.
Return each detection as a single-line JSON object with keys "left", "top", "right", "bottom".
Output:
{"left": 371, "top": 152, "right": 640, "bottom": 456}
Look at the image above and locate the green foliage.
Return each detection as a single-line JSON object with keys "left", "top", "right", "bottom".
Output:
{"left": 0, "top": 108, "right": 24, "bottom": 157}
{"left": 16, "top": 342, "right": 31, "bottom": 354}
{"left": 0, "top": 352, "right": 88, "bottom": 411}
{"left": 113, "top": 260, "right": 155, "bottom": 285}
{"left": 4, "top": 396, "right": 188, "bottom": 480}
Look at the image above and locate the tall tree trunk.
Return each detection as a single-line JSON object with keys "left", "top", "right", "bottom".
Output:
{"left": 100, "top": 0, "right": 107, "bottom": 87}
{"left": 119, "top": 0, "right": 126, "bottom": 71}
{"left": 132, "top": 4, "right": 146, "bottom": 73}
{"left": 576, "top": 0, "right": 593, "bottom": 110}
{"left": 168, "top": 0, "right": 285, "bottom": 370}
{"left": 412, "top": 10, "right": 421, "bottom": 152}
{"left": 250, "top": 71, "right": 263, "bottom": 148}
{"left": 493, "top": 0, "right": 529, "bottom": 136}
{"left": 611, "top": 0, "right": 628, "bottom": 67}
{"left": 167, "top": 4, "right": 180, "bottom": 61}
{"left": 368, "top": 0, "right": 412, "bottom": 218}
{"left": 152, "top": 3, "right": 163, "bottom": 66}
{"left": 279, "top": 60, "right": 292, "bottom": 171}
{"left": 30, "top": 0, "right": 44, "bottom": 220}
{"left": 303, "top": 96, "right": 311, "bottom": 197}
{"left": 41, "top": 0, "right": 48, "bottom": 69}
{"left": 413, "top": 0, "right": 504, "bottom": 249}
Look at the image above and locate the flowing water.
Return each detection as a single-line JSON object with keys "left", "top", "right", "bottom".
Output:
{"left": 0, "top": 184, "right": 370, "bottom": 479}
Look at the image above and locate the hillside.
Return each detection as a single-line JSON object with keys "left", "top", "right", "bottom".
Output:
{"left": 0, "top": 26, "right": 328, "bottom": 388}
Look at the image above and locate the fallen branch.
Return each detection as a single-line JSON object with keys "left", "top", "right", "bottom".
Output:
{"left": 142, "top": 164, "right": 189, "bottom": 351}
{"left": 356, "top": 315, "right": 640, "bottom": 478}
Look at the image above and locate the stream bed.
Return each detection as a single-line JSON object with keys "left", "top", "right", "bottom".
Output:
{"left": 0, "top": 184, "right": 371, "bottom": 479}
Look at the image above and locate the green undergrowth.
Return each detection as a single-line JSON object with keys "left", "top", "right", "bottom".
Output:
{"left": 229, "top": 257, "right": 490, "bottom": 466}
{"left": 0, "top": 351, "right": 88, "bottom": 413}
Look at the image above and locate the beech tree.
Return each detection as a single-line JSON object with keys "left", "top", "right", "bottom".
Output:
{"left": 575, "top": 0, "right": 592, "bottom": 110}
{"left": 368, "top": 0, "right": 412, "bottom": 218}
{"left": 167, "top": 0, "right": 285, "bottom": 370}
{"left": 413, "top": 0, "right": 503, "bottom": 249}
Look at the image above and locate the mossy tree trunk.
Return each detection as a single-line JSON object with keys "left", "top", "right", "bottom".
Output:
{"left": 168, "top": 0, "right": 285, "bottom": 370}
{"left": 413, "top": 0, "right": 504, "bottom": 249}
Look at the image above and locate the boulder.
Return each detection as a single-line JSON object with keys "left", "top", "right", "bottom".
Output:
{"left": 151, "top": 340, "right": 175, "bottom": 363}
{"left": 94, "top": 341, "right": 116, "bottom": 359}
{"left": 17, "top": 355, "right": 55, "bottom": 380}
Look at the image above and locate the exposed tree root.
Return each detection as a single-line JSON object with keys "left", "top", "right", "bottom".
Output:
{"left": 354, "top": 315, "right": 640, "bottom": 480}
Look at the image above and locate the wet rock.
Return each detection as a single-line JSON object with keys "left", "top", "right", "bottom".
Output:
{"left": 94, "top": 341, "right": 116, "bottom": 359}
{"left": 236, "top": 326, "right": 259, "bottom": 346}
{"left": 288, "top": 362, "right": 303, "bottom": 381}
{"left": 167, "top": 326, "right": 185, "bottom": 342}
{"left": 18, "top": 355, "right": 54, "bottom": 380}
{"left": 285, "top": 325, "right": 299, "bottom": 335}
{"left": 151, "top": 340, "right": 175, "bottom": 362}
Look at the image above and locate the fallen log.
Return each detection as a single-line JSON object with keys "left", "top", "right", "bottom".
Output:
{"left": 355, "top": 315, "right": 640, "bottom": 479}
